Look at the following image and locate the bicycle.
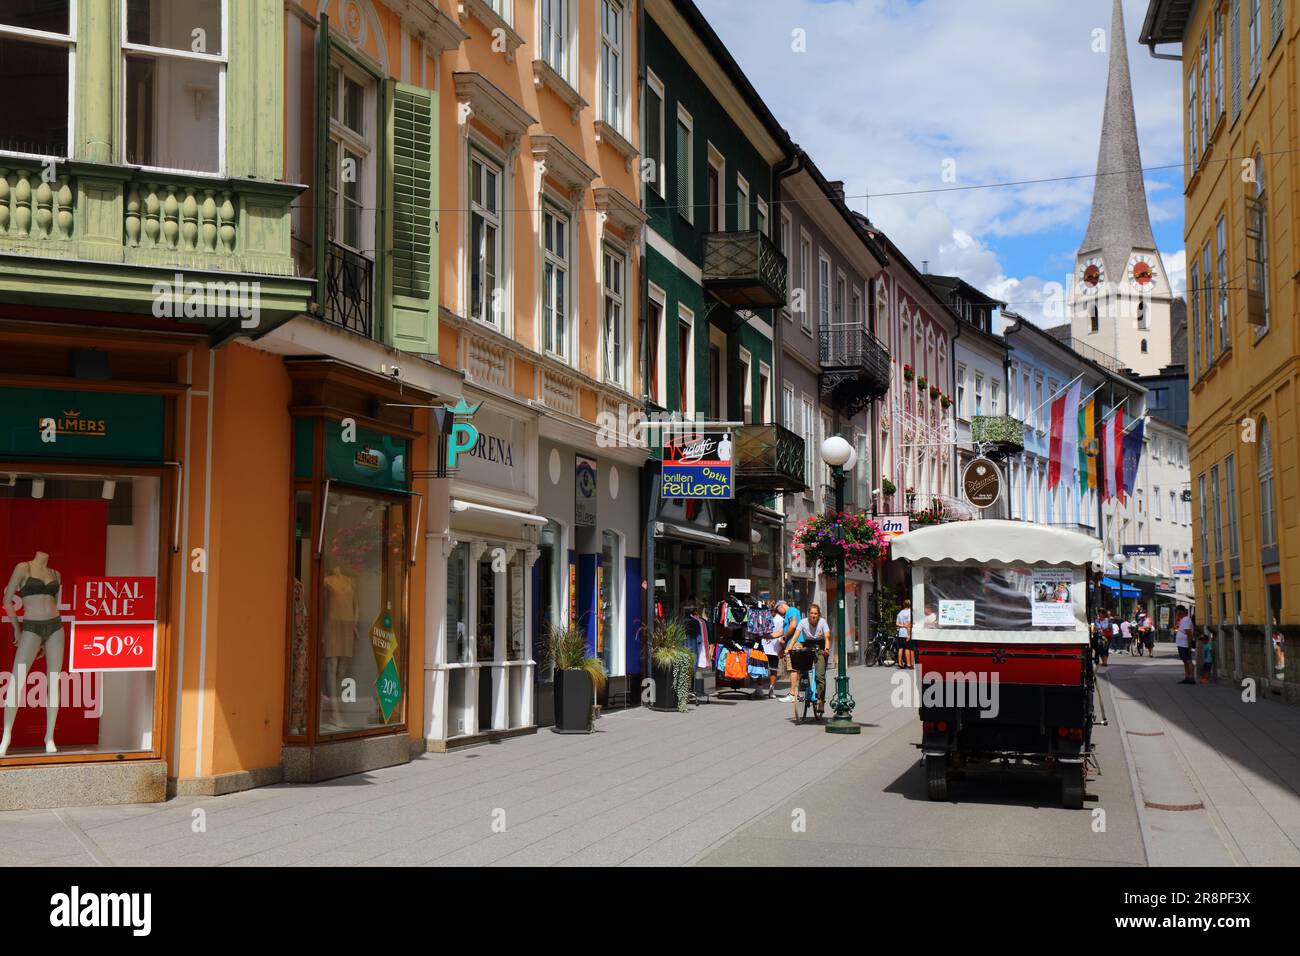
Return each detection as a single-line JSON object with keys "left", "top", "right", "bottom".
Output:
{"left": 864, "top": 631, "right": 894, "bottom": 667}
{"left": 788, "top": 646, "right": 826, "bottom": 724}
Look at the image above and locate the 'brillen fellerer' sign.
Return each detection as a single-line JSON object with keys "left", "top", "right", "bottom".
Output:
{"left": 662, "top": 433, "right": 734, "bottom": 499}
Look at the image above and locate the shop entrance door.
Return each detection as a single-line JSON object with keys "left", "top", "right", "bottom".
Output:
{"left": 477, "top": 552, "right": 495, "bottom": 729}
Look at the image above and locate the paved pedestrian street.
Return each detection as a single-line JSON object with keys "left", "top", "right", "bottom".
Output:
{"left": 3, "top": 650, "right": 1296, "bottom": 867}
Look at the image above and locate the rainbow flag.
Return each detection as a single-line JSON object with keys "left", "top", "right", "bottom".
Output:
{"left": 1078, "top": 398, "right": 1096, "bottom": 492}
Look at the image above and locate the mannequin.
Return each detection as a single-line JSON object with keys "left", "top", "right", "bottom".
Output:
{"left": 321, "top": 562, "right": 358, "bottom": 727}
{"left": 1, "top": 551, "right": 64, "bottom": 755}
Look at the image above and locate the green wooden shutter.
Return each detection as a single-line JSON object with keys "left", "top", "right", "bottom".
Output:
{"left": 381, "top": 80, "right": 439, "bottom": 354}
{"left": 1231, "top": 0, "right": 1242, "bottom": 122}
{"left": 313, "top": 14, "right": 331, "bottom": 311}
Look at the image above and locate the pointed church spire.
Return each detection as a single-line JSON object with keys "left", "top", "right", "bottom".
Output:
{"left": 1079, "top": 0, "right": 1156, "bottom": 274}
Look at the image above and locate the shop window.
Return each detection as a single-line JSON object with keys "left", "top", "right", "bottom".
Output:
{"left": 123, "top": 0, "right": 226, "bottom": 174}
{"left": 0, "top": 1, "right": 73, "bottom": 158}
{"left": 599, "top": 530, "right": 622, "bottom": 676}
{"left": 0, "top": 473, "right": 160, "bottom": 758}
{"left": 447, "top": 542, "right": 470, "bottom": 664}
{"left": 319, "top": 489, "right": 407, "bottom": 735}
{"left": 288, "top": 490, "right": 314, "bottom": 737}
{"left": 507, "top": 550, "right": 525, "bottom": 662}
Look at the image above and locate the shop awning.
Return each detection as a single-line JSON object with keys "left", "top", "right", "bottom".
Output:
{"left": 451, "top": 499, "right": 547, "bottom": 525}
{"left": 655, "top": 520, "right": 731, "bottom": 547}
{"left": 1100, "top": 576, "right": 1141, "bottom": 597}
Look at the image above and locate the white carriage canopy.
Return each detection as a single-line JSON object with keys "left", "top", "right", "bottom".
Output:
{"left": 891, "top": 521, "right": 1104, "bottom": 645}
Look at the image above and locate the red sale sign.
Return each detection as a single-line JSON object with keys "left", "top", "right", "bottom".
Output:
{"left": 70, "top": 622, "right": 156, "bottom": 672}
{"left": 70, "top": 577, "right": 158, "bottom": 672}
{"left": 76, "top": 577, "right": 156, "bottom": 621}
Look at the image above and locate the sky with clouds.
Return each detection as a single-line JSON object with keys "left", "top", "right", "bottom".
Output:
{"left": 694, "top": 0, "right": 1186, "bottom": 329}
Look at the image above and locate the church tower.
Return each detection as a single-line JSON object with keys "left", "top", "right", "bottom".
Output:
{"left": 1068, "top": 0, "right": 1172, "bottom": 376}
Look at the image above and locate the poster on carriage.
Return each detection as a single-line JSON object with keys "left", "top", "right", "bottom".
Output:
{"left": 1030, "top": 569, "right": 1074, "bottom": 626}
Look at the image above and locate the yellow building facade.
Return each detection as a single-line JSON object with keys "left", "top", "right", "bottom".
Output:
{"left": 1143, "top": 0, "right": 1297, "bottom": 700}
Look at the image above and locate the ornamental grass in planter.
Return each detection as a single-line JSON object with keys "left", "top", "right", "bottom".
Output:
{"left": 544, "top": 623, "right": 607, "bottom": 734}
{"left": 791, "top": 511, "right": 889, "bottom": 573}
{"left": 648, "top": 618, "right": 693, "bottom": 713}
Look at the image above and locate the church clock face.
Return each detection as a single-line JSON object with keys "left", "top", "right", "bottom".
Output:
{"left": 1127, "top": 254, "right": 1157, "bottom": 290}
{"left": 1077, "top": 256, "right": 1105, "bottom": 296}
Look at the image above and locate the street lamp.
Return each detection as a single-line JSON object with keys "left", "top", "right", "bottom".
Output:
{"left": 821, "top": 435, "right": 860, "bottom": 735}
{"left": 1113, "top": 551, "right": 1128, "bottom": 621}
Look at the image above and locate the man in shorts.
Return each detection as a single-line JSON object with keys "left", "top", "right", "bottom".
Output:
{"left": 771, "top": 599, "right": 801, "bottom": 702}
{"left": 895, "top": 599, "right": 914, "bottom": 670}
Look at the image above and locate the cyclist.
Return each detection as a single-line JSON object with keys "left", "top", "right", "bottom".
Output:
{"left": 795, "top": 603, "right": 832, "bottom": 719}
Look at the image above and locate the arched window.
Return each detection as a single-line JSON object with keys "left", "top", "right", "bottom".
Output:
{"left": 1140, "top": 338, "right": 1148, "bottom": 353}
{"left": 1259, "top": 417, "right": 1276, "bottom": 547}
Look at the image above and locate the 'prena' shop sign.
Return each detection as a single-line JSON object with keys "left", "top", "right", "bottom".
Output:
{"left": 662, "top": 433, "right": 733, "bottom": 499}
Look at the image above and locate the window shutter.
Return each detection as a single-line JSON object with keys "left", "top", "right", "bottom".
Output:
{"left": 1271, "top": 0, "right": 1283, "bottom": 47}
{"left": 382, "top": 80, "right": 439, "bottom": 354}
{"left": 1231, "top": 0, "right": 1242, "bottom": 121}
{"left": 313, "top": 14, "right": 332, "bottom": 308}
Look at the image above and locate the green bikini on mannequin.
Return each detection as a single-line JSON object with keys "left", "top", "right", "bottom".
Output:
{"left": 2, "top": 552, "right": 65, "bottom": 756}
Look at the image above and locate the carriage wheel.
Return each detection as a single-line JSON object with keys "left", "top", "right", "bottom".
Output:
{"left": 925, "top": 755, "right": 950, "bottom": 801}
{"left": 1060, "top": 764, "right": 1085, "bottom": 809}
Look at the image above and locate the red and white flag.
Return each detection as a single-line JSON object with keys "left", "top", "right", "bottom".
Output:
{"left": 1049, "top": 381, "right": 1082, "bottom": 490}
{"left": 1102, "top": 404, "right": 1125, "bottom": 502}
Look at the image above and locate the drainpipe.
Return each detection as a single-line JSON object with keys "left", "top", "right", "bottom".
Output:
{"left": 638, "top": 0, "right": 654, "bottom": 692}
{"left": 772, "top": 148, "right": 804, "bottom": 600}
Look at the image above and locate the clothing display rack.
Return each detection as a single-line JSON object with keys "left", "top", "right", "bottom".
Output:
{"left": 711, "top": 590, "right": 773, "bottom": 700}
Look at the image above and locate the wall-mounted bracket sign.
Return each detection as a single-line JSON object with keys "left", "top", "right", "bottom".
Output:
{"left": 444, "top": 398, "right": 482, "bottom": 470}
{"left": 662, "top": 433, "right": 733, "bottom": 499}
{"left": 69, "top": 577, "right": 158, "bottom": 672}
{"left": 961, "top": 457, "right": 1001, "bottom": 509}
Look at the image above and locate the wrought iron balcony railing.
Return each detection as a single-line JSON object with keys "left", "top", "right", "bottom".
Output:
{"left": 819, "top": 323, "right": 890, "bottom": 412}
{"left": 702, "top": 229, "right": 787, "bottom": 310}
{"left": 734, "top": 423, "right": 806, "bottom": 495}
{"left": 323, "top": 241, "right": 374, "bottom": 337}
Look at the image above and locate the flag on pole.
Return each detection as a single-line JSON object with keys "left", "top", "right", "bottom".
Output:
{"left": 1078, "top": 398, "right": 1096, "bottom": 492}
{"left": 1102, "top": 405, "right": 1125, "bottom": 502}
{"left": 1122, "top": 417, "right": 1145, "bottom": 500}
{"left": 1048, "top": 390, "right": 1066, "bottom": 489}
{"left": 1056, "top": 380, "right": 1082, "bottom": 491}
{"left": 1101, "top": 409, "right": 1115, "bottom": 502}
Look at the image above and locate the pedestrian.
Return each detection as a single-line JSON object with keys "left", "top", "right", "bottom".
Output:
{"left": 1200, "top": 631, "right": 1214, "bottom": 684}
{"left": 895, "top": 598, "right": 914, "bottom": 670}
{"left": 794, "top": 603, "right": 832, "bottom": 718}
{"left": 773, "top": 598, "right": 801, "bottom": 703}
{"left": 1119, "top": 616, "right": 1133, "bottom": 655}
{"left": 1094, "top": 608, "right": 1112, "bottom": 667}
{"left": 1137, "top": 605, "right": 1155, "bottom": 657}
{"left": 1174, "top": 605, "right": 1195, "bottom": 684}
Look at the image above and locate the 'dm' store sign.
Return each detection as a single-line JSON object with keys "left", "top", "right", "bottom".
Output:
{"left": 662, "top": 433, "right": 733, "bottom": 499}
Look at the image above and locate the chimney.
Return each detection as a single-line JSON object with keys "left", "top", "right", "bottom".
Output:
{"left": 828, "top": 180, "right": 845, "bottom": 200}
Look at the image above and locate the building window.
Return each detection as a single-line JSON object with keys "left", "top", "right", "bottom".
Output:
{"left": 706, "top": 147, "right": 723, "bottom": 231}
{"left": 852, "top": 287, "right": 863, "bottom": 328}
{"left": 675, "top": 106, "right": 692, "bottom": 224}
{"left": 736, "top": 175, "right": 750, "bottom": 231}
{"left": 834, "top": 272, "right": 846, "bottom": 325}
{"left": 1200, "top": 32, "right": 1210, "bottom": 153}
{"left": 738, "top": 348, "right": 752, "bottom": 423}
{"left": 469, "top": 151, "right": 503, "bottom": 328}
{"left": 1202, "top": 241, "right": 1214, "bottom": 359}
{"left": 602, "top": 245, "right": 626, "bottom": 387}
{"left": 599, "top": 530, "right": 623, "bottom": 676}
{"left": 542, "top": 204, "right": 570, "bottom": 358}
{"left": 1090, "top": 305, "right": 1099, "bottom": 333}
{"left": 677, "top": 307, "right": 694, "bottom": 414}
{"left": 758, "top": 363, "right": 771, "bottom": 424}
{"left": 1187, "top": 64, "right": 1198, "bottom": 170}
{"left": 1197, "top": 473, "right": 1209, "bottom": 564}
{"left": 798, "top": 233, "right": 812, "bottom": 332}
{"left": 1246, "top": 151, "right": 1269, "bottom": 329}
{"left": 1259, "top": 417, "right": 1276, "bottom": 547}
{"left": 1214, "top": 8, "right": 1225, "bottom": 120}
{"left": 1249, "top": 0, "right": 1261, "bottom": 86}
{"left": 1211, "top": 464, "right": 1223, "bottom": 559}
{"left": 801, "top": 398, "right": 815, "bottom": 491}
{"left": 955, "top": 365, "right": 966, "bottom": 417}
{"left": 1225, "top": 453, "right": 1239, "bottom": 555}
{"left": 124, "top": 0, "right": 227, "bottom": 174}
{"left": 1190, "top": 263, "right": 1201, "bottom": 372}
{"left": 782, "top": 384, "right": 794, "bottom": 429}
{"left": 974, "top": 373, "right": 984, "bottom": 417}
{"left": 0, "top": 2, "right": 74, "bottom": 159}
{"left": 645, "top": 72, "right": 664, "bottom": 197}
{"left": 756, "top": 198, "right": 768, "bottom": 236}
{"left": 326, "top": 60, "right": 376, "bottom": 254}
{"left": 818, "top": 254, "right": 832, "bottom": 329}
{"left": 599, "top": 0, "right": 625, "bottom": 133}
{"left": 647, "top": 289, "right": 665, "bottom": 405}
{"left": 991, "top": 381, "right": 1001, "bottom": 415}
{"left": 1140, "top": 338, "right": 1148, "bottom": 353}
{"left": 1154, "top": 485, "right": 1162, "bottom": 520}
{"left": 779, "top": 212, "right": 793, "bottom": 314}
{"left": 540, "top": 0, "right": 571, "bottom": 81}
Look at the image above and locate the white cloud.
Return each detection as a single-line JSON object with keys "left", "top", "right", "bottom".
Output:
{"left": 1162, "top": 249, "right": 1187, "bottom": 296}
{"left": 696, "top": 0, "right": 1183, "bottom": 301}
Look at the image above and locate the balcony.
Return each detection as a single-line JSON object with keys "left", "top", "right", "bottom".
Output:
{"left": 702, "top": 230, "right": 787, "bottom": 310}
{"left": 323, "top": 242, "right": 374, "bottom": 337}
{"left": 734, "top": 423, "right": 806, "bottom": 495}
{"left": 0, "top": 159, "right": 310, "bottom": 335}
{"left": 971, "top": 415, "right": 1025, "bottom": 453}
{"left": 819, "top": 323, "right": 890, "bottom": 414}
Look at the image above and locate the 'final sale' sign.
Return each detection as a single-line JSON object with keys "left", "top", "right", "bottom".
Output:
{"left": 70, "top": 577, "right": 158, "bottom": 673}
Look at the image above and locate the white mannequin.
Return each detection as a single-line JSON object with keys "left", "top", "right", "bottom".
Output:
{"left": 1, "top": 552, "right": 64, "bottom": 756}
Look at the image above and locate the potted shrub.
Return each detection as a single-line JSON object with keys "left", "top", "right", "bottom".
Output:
{"left": 881, "top": 477, "right": 897, "bottom": 498}
{"left": 929, "top": 384, "right": 940, "bottom": 400}
{"left": 544, "top": 624, "right": 607, "bottom": 734}
{"left": 916, "top": 374, "right": 927, "bottom": 390}
{"left": 648, "top": 618, "right": 693, "bottom": 713}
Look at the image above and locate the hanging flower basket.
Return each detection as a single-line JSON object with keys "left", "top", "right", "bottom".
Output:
{"left": 929, "top": 384, "right": 940, "bottom": 400}
{"left": 902, "top": 364, "right": 914, "bottom": 381}
{"left": 940, "top": 394, "right": 952, "bottom": 409}
{"left": 791, "top": 511, "right": 889, "bottom": 573}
